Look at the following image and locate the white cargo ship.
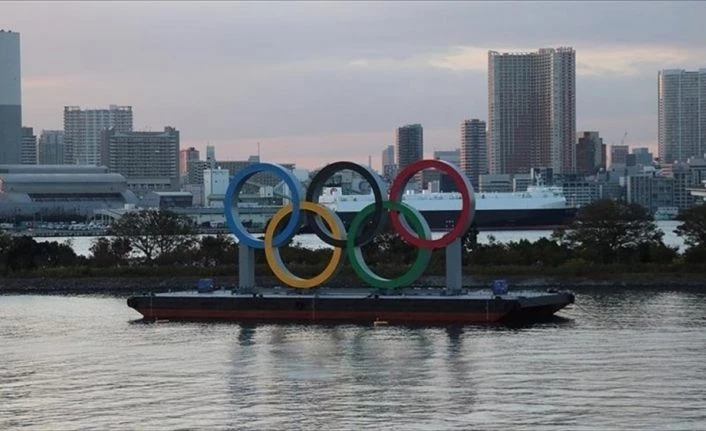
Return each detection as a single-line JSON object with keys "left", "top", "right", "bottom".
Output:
{"left": 318, "top": 186, "right": 577, "bottom": 230}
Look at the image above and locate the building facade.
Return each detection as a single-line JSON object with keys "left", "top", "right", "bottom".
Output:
{"left": 381, "top": 145, "right": 396, "bottom": 181}
{"left": 0, "top": 164, "right": 137, "bottom": 220}
{"left": 395, "top": 124, "right": 423, "bottom": 173}
{"left": 203, "top": 168, "right": 230, "bottom": 207}
{"left": 576, "top": 131, "right": 605, "bottom": 175}
{"left": 625, "top": 173, "right": 675, "bottom": 214}
{"left": 206, "top": 145, "right": 216, "bottom": 168}
{"left": 64, "top": 105, "right": 133, "bottom": 165}
{"left": 658, "top": 69, "right": 706, "bottom": 163}
{"left": 180, "top": 147, "right": 200, "bottom": 176}
{"left": 0, "top": 30, "right": 21, "bottom": 164}
{"left": 101, "top": 126, "right": 179, "bottom": 196}
{"left": 20, "top": 127, "right": 36, "bottom": 164}
{"left": 610, "top": 145, "right": 630, "bottom": 167}
{"left": 424, "top": 149, "right": 461, "bottom": 191}
{"left": 38, "top": 130, "right": 66, "bottom": 164}
{"left": 488, "top": 47, "right": 576, "bottom": 175}
{"left": 460, "top": 119, "right": 487, "bottom": 188}
{"left": 632, "top": 147, "right": 654, "bottom": 166}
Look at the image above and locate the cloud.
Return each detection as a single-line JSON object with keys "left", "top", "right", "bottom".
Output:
{"left": 577, "top": 46, "right": 706, "bottom": 76}
{"left": 419, "top": 44, "right": 706, "bottom": 77}
{"left": 420, "top": 45, "right": 706, "bottom": 76}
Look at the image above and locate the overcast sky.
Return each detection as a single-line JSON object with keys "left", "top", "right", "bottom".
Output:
{"left": 4, "top": 1, "right": 706, "bottom": 170}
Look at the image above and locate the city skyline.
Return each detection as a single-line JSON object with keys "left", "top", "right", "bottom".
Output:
{"left": 4, "top": 2, "right": 706, "bottom": 170}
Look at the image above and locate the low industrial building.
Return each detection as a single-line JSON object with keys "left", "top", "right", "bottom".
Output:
{"left": 0, "top": 164, "right": 138, "bottom": 221}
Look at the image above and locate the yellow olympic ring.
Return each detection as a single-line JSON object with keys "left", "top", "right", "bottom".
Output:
{"left": 264, "top": 201, "right": 345, "bottom": 289}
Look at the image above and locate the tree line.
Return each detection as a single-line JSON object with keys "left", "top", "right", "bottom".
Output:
{"left": 0, "top": 200, "right": 705, "bottom": 276}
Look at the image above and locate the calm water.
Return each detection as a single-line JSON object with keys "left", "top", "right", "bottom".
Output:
{"left": 2, "top": 289, "right": 706, "bottom": 430}
{"left": 34, "top": 221, "right": 687, "bottom": 257}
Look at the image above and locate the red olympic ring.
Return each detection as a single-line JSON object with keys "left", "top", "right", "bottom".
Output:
{"left": 388, "top": 159, "right": 475, "bottom": 249}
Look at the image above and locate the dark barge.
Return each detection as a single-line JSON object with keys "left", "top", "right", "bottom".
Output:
{"left": 127, "top": 286, "right": 574, "bottom": 325}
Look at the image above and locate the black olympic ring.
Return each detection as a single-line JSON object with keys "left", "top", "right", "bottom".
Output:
{"left": 305, "top": 161, "right": 388, "bottom": 248}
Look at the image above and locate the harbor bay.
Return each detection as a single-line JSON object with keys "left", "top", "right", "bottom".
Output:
{"left": 1, "top": 290, "right": 705, "bottom": 430}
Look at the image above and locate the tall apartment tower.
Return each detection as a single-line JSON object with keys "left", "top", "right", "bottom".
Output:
{"left": 101, "top": 126, "right": 180, "bottom": 195}
{"left": 64, "top": 105, "right": 133, "bottom": 165}
{"left": 488, "top": 47, "right": 576, "bottom": 175}
{"left": 20, "top": 126, "right": 37, "bottom": 164}
{"left": 0, "top": 30, "right": 22, "bottom": 164}
{"left": 395, "top": 124, "right": 423, "bottom": 173}
{"left": 460, "top": 119, "right": 487, "bottom": 188}
{"left": 38, "top": 130, "right": 66, "bottom": 164}
{"left": 658, "top": 69, "right": 706, "bottom": 163}
{"left": 576, "top": 131, "right": 605, "bottom": 175}
{"left": 381, "top": 144, "right": 396, "bottom": 180}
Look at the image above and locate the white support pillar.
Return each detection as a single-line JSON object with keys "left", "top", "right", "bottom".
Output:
{"left": 445, "top": 238, "right": 462, "bottom": 293}
{"left": 238, "top": 243, "right": 256, "bottom": 289}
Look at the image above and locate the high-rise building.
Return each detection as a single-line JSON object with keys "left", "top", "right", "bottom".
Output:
{"left": 658, "top": 69, "right": 706, "bottom": 163}
{"left": 460, "top": 119, "right": 487, "bottom": 188}
{"left": 206, "top": 145, "right": 216, "bottom": 168}
{"left": 610, "top": 145, "right": 629, "bottom": 167}
{"left": 0, "top": 30, "right": 22, "bottom": 164}
{"left": 101, "top": 126, "right": 179, "bottom": 196}
{"left": 395, "top": 124, "right": 423, "bottom": 173}
{"left": 38, "top": 130, "right": 66, "bottom": 164}
{"left": 20, "top": 127, "right": 36, "bottom": 164}
{"left": 64, "top": 105, "right": 133, "bottom": 165}
{"left": 576, "top": 131, "right": 605, "bottom": 175}
{"left": 180, "top": 147, "right": 200, "bottom": 175}
{"left": 381, "top": 145, "right": 396, "bottom": 180}
{"left": 488, "top": 47, "right": 576, "bottom": 175}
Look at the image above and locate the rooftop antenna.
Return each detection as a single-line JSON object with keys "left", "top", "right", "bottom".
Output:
{"left": 368, "top": 154, "right": 372, "bottom": 168}
{"left": 257, "top": 141, "right": 261, "bottom": 159}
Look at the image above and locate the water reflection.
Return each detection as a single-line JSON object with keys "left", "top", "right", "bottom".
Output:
{"left": 2, "top": 293, "right": 706, "bottom": 430}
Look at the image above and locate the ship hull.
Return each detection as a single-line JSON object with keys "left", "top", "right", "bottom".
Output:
{"left": 127, "top": 288, "right": 574, "bottom": 325}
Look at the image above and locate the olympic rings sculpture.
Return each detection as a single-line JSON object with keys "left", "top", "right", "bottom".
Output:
{"left": 224, "top": 159, "right": 475, "bottom": 290}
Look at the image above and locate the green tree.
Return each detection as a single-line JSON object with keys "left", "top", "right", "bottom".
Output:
{"left": 2, "top": 236, "right": 78, "bottom": 273}
{"left": 89, "top": 236, "right": 133, "bottom": 267}
{"left": 196, "top": 234, "right": 237, "bottom": 266}
{"left": 675, "top": 204, "right": 706, "bottom": 248}
{"left": 560, "top": 199, "right": 669, "bottom": 264}
{"left": 108, "top": 210, "right": 196, "bottom": 263}
{"left": 675, "top": 204, "right": 706, "bottom": 263}
{"left": 5, "top": 235, "right": 38, "bottom": 272}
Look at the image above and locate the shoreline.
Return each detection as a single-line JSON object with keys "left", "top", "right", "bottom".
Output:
{"left": 1, "top": 273, "right": 704, "bottom": 296}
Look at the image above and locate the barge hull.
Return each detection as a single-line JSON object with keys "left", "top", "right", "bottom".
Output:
{"left": 127, "top": 290, "right": 574, "bottom": 325}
